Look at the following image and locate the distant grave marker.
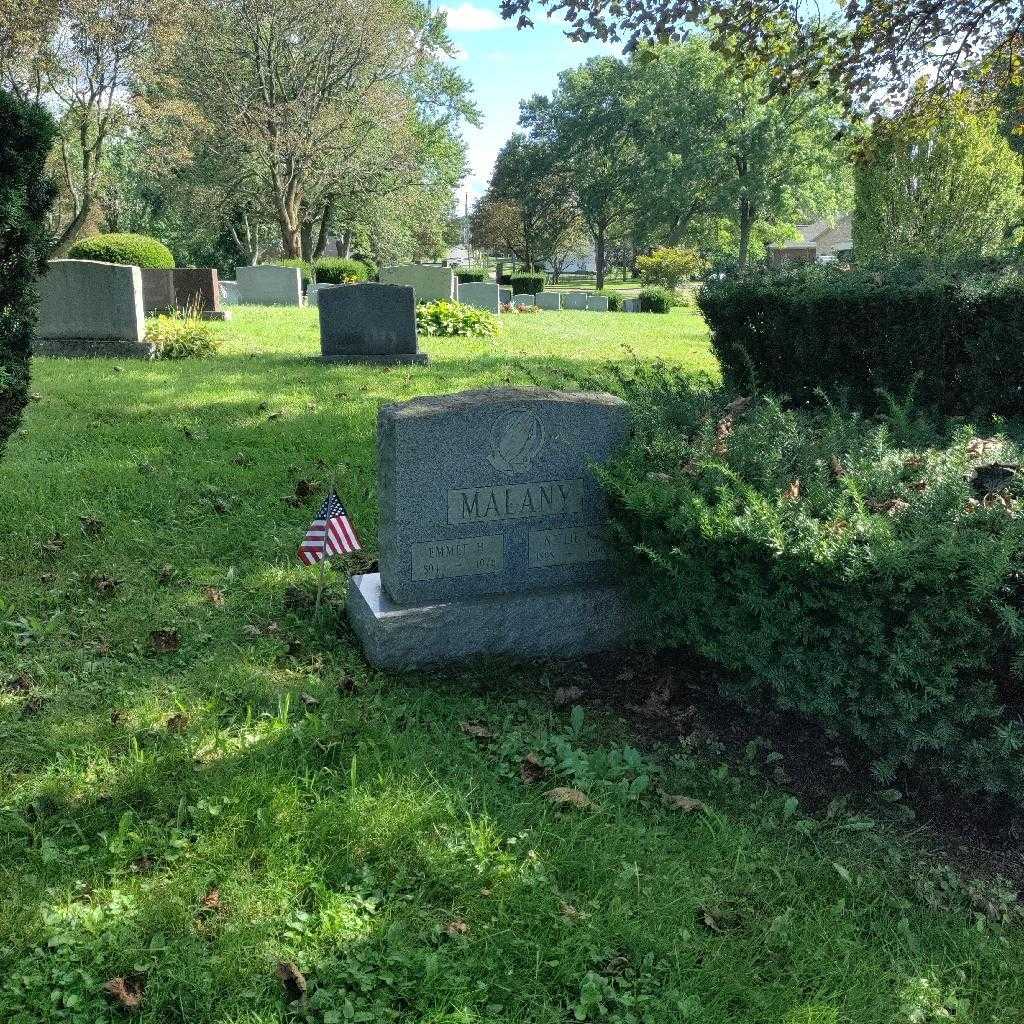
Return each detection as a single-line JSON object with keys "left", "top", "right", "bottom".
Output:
{"left": 319, "top": 282, "right": 427, "bottom": 365}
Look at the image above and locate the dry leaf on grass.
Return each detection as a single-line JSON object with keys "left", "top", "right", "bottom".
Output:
{"left": 156, "top": 564, "right": 175, "bottom": 586}
{"left": 294, "top": 479, "right": 318, "bottom": 498}
{"left": 459, "top": 721, "right": 494, "bottom": 741}
{"left": 149, "top": 629, "right": 181, "bottom": 654}
{"left": 782, "top": 479, "right": 801, "bottom": 501}
{"left": 79, "top": 515, "right": 104, "bottom": 538}
{"left": 21, "top": 695, "right": 45, "bottom": 717}
{"left": 5, "top": 672, "right": 31, "bottom": 693}
{"left": 166, "top": 712, "right": 189, "bottom": 734}
{"left": 93, "top": 575, "right": 121, "bottom": 597}
{"left": 276, "top": 961, "right": 307, "bottom": 1001}
{"left": 661, "top": 793, "right": 705, "bottom": 813}
{"left": 102, "top": 974, "right": 144, "bottom": 1011}
{"left": 201, "top": 887, "right": 221, "bottom": 911}
{"left": 299, "top": 692, "right": 320, "bottom": 708}
{"left": 545, "top": 787, "right": 596, "bottom": 810}
{"left": 41, "top": 533, "right": 65, "bottom": 553}
{"left": 445, "top": 917, "right": 470, "bottom": 936}
{"left": 520, "top": 753, "right": 547, "bottom": 784}
{"left": 203, "top": 587, "right": 225, "bottom": 608}
{"left": 559, "top": 901, "right": 588, "bottom": 921}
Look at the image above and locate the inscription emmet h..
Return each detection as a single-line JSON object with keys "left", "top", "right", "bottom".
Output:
{"left": 448, "top": 478, "right": 583, "bottom": 525}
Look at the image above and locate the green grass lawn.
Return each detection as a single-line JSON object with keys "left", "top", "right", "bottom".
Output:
{"left": 1, "top": 306, "right": 1021, "bottom": 1023}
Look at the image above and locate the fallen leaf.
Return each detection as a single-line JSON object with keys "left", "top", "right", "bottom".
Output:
{"left": 294, "top": 479, "right": 318, "bottom": 498}
{"left": 554, "top": 686, "right": 583, "bottom": 707}
{"left": 149, "top": 629, "right": 181, "bottom": 654}
{"left": 545, "top": 787, "right": 596, "bottom": 810}
{"left": 156, "top": 564, "right": 175, "bottom": 586}
{"left": 131, "top": 855, "right": 154, "bottom": 874}
{"left": 966, "top": 436, "right": 1001, "bottom": 459}
{"left": 830, "top": 455, "right": 846, "bottom": 478}
{"left": 867, "top": 497, "right": 911, "bottom": 515}
{"left": 5, "top": 672, "right": 31, "bottom": 693}
{"left": 276, "top": 961, "right": 307, "bottom": 1001}
{"left": 662, "top": 793, "right": 705, "bottom": 813}
{"left": 211, "top": 497, "right": 229, "bottom": 515}
{"left": 201, "top": 887, "right": 221, "bottom": 911}
{"left": 110, "top": 708, "right": 124, "bottom": 725}
{"left": 102, "top": 974, "right": 144, "bottom": 1011}
{"left": 92, "top": 575, "right": 121, "bottom": 597}
{"left": 520, "top": 752, "right": 547, "bottom": 784}
{"left": 337, "top": 674, "right": 358, "bottom": 694}
{"left": 92, "top": 639, "right": 113, "bottom": 656}
{"left": 79, "top": 515, "right": 104, "bottom": 538}
{"left": 299, "top": 692, "right": 320, "bottom": 708}
{"left": 282, "top": 495, "right": 302, "bottom": 508}
{"left": 230, "top": 452, "right": 250, "bottom": 466}
{"left": 445, "top": 917, "right": 469, "bottom": 936}
{"left": 559, "top": 900, "right": 588, "bottom": 921}
{"left": 41, "top": 533, "right": 65, "bottom": 553}
{"left": 203, "top": 586, "right": 225, "bottom": 608}
{"left": 783, "top": 479, "right": 801, "bottom": 501}
{"left": 166, "top": 712, "right": 189, "bottom": 734}
{"left": 459, "top": 721, "right": 494, "bottom": 741}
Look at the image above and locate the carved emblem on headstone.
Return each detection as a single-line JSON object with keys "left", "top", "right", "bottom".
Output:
{"left": 488, "top": 412, "right": 545, "bottom": 473}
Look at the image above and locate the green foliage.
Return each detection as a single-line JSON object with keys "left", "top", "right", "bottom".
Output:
{"left": 699, "top": 261, "right": 1024, "bottom": 417}
{"left": 602, "top": 366, "right": 1024, "bottom": 802}
{"left": 145, "top": 311, "right": 220, "bottom": 359}
{"left": 854, "top": 91, "right": 1023, "bottom": 264}
{"left": 415, "top": 299, "right": 500, "bottom": 337}
{"left": 639, "top": 286, "right": 673, "bottom": 313}
{"left": 592, "top": 289, "right": 622, "bottom": 311}
{"left": 0, "top": 90, "right": 55, "bottom": 457}
{"left": 313, "top": 257, "right": 369, "bottom": 284}
{"left": 67, "top": 232, "right": 174, "bottom": 269}
{"left": 637, "top": 246, "right": 702, "bottom": 290}
{"left": 510, "top": 272, "right": 545, "bottom": 295}
{"left": 352, "top": 254, "right": 378, "bottom": 279}
{"left": 456, "top": 267, "right": 487, "bottom": 283}
{"left": 272, "top": 258, "right": 313, "bottom": 288}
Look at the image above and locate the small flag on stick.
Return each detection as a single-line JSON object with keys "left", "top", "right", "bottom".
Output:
{"left": 298, "top": 491, "right": 361, "bottom": 565}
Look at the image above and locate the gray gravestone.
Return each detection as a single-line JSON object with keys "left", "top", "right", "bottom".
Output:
{"left": 622, "top": 297, "right": 640, "bottom": 312}
{"left": 173, "top": 268, "right": 229, "bottom": 320}
{"left": 220, "top": 280, "right": 238, "bottom": 305}
{"left": 36, "top": 260, "right": 151, "bottom": 358}
{"left": 379, "top": 264, "right": 456, "bottom": 303}
{"left": 140, "top": 268, "right": 176, "bottom": 315}
{"left": 587, "top": 294, "right": 610, "bottom": 312}
{"left": 499, "top": 287, "right": 512, "bottom": 305}
{"left": 319, "top": 282, "right": 426, "bottom": 365}
{"left": 511, "top": 294, "right": 536, "bottom": 307}
{"left": 457, "top": 281, "right": 500, "bottom": 313}
{"left": 562, "top": 291, "right": 588, "bottom": 310}
{"left": 535, "top": 291, "right": 561, "bottom": 310}
{"left": 347, "top": 388, "right": 632, "bottom": 667}
{"left": 236, "top": 265, "right": 303, "bottom": 306}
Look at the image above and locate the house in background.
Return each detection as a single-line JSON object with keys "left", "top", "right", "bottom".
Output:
{"left": 768, "top": 214, "right": 853, "bottom": 266}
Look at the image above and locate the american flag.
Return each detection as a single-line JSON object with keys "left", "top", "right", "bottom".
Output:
{"left": 297, "top": 491, "right": 361, "bottom": 565}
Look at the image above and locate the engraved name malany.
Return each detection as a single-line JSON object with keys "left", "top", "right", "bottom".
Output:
{"left": 448, "top": 478, "right": 583, "bottom": 525}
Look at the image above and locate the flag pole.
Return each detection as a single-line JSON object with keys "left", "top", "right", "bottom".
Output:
{"left": 313, "top": 472, "right": 336, "bottom": 620}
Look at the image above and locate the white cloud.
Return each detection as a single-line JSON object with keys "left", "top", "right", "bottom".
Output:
{"left": 441, "top": 3, "right": 504, "bottom": 31}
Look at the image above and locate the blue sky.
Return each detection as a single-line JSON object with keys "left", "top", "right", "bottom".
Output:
{"left": 439, "top": 2, "right": 620, "bottom": 203}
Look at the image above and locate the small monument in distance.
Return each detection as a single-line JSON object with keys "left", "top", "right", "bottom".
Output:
{"left": 319, "top": 282, "right": 427, "bottom": 365}
{"left": 347, "top": 387, "right": 632, "bottom": 668}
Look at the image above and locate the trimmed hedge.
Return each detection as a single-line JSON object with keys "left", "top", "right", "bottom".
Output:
{"left": 456, "top": 267, "right": 486, "bottom": 284}
{"left": 68, "top": 232, "right": 174, "bottom": 268}
{"left": 510, "top": 272, "right": 544, "bottom": 295}
{"left": 314, "top": 257, "right": 369, "bottom": 284}
{"left": 1, "top": 90, "right": 55, "bottom": 455}
{"left": 592, "top": 289, "right": 622, "bottom": 311}
{"left": 602, "top": 364, "right": 1024, "bottom": 805}
{"left": 638, "top": 286, "right": 672, "bottom": 313}
{"left": 699, "top": 262, "right": 1024, "bottom": 417}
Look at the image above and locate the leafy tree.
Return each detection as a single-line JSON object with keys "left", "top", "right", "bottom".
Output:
{"left": 854, "top": 90, "right": 1024, "bottom": 263}
{"left": 0, "top": 0, "right": 173, "bottom": 253}
{"left": 497, "top": 0, "right": 1024, "bottom": 109}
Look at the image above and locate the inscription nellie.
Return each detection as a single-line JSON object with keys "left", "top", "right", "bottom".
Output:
{"left": 448, "top": 478, "right": 584, "bottom": 525}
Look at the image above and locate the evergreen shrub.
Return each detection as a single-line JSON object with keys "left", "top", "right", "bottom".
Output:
{"left": 510, "top": 272, "right": 544, "bottom": 295}
{"left": 314, "top": 257, "right": 369, "bottom": 284}
{"left": 638, "top": 286, "right": 672, "bottom": 312}
{"left": 67, "top": 232, "right": 174, "bottom": 269}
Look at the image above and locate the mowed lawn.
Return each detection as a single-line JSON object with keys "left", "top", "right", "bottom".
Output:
{"left": 1, "top": 306, "right": 1021, "bottom": 1023}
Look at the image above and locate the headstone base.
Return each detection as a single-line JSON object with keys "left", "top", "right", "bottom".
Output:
{"left": 322, "top": 352, "right": 428, "bottom": 365}
{"left": 34, "top": 337, "right": 155, "bottom": 359}
{"left": 347, "top": 572, "right": 632, "bottom": 669}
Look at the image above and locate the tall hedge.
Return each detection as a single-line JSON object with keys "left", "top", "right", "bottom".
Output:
{"left": 0, "top": 90, "right": 55, "bottom": 456}
{"left": 699, "top": 262, "right": 1024, "bottom": 417}
{"left": 67, "top": 232, "right": 175, "bottom": 268}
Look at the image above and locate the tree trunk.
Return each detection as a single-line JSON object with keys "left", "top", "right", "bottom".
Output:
{"left": 738, "top": 197, "right": 755, "bottom": 267}
{"left": 594, "top": 223, "right": 606, "bottom": 291}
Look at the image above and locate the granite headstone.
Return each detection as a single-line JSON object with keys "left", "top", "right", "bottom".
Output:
{"left": 534, "top": 291, "right": 561, "bottom": 310}
{"left": 35, "top": 260, "right": 151, "bottom": 358}
{"left": 173, "top": 268, "right": 229, "bottom": 320}
{"left": 562, "top": 291, "right": 588, "bottom": 310}
{"left": 457, "top": 281, "right": 501, "bottom": 313}
{"left": 622, "top": 297, "right": 640, "bottom": 312}
{"left": 499, "top": 287, "right": 512, "bottom": 305}
{"left": 219, "top": 280, "right": 239, "bottom": 305}
{"left": 236, "top": 265, "right": 303, "bottom": 306}
{"left": 140, "top": 268, "right": 177, "bottom": 315}
{"left": 319, "top": 282, "right": 427, "bottom": 365}
{"left": 379, "top": 264, "right": 456, "bottom": 303}
{"left": 347, "top": 388, "right": 632, "bottom": 667}
{"left": 586, "top": 294, "right": 610, "bottom": 312}
{"left": 511, "top": 294, "right": 536, "bottom": 307}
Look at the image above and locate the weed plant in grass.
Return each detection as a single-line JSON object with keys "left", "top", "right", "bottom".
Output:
{"left": 0, "top": 307, "right": 1021, "bottom": 1022}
